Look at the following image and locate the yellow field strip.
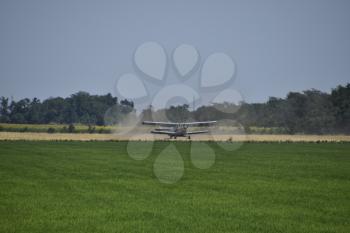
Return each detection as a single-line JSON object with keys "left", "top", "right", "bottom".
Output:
{"left": 0, "top": 132, "right": 350, "bottom": 142}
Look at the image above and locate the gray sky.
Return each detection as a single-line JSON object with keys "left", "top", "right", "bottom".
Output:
{"left": 1, "top": 0, "right": 349, "bottom": 104}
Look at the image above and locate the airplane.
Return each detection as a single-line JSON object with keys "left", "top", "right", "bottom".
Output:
{"left": 142, "top": 120, "right": 217, "bottom": 139}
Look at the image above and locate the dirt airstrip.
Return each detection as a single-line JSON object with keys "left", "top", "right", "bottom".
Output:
{"left": 0, "top": 132, "right": 349, "bottom": 142}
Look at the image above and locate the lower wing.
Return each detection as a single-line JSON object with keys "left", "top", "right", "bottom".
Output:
{"left": 143, "top": 121, "right": 217, "bottom": 127}
{"left": 143, "top": 121, "right": 178, "bottom": 127}
{"left": 150, "top": 130, "right": 175, "bottom": 135}
{"left": 187, "top": 130, "right": 209, "bottom": 135}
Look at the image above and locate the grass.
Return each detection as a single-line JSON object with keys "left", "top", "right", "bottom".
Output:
{"left": 0, "top": 141, "right": 349, "bottom": 233}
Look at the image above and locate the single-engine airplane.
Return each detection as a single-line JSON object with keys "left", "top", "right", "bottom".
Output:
{"left": 142, "top": 120, "right": 217, "bottom": 139}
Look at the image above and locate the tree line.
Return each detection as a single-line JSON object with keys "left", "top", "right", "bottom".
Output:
{"left": 0, "top": 91, "right": 134, "bottom": 126}
{"left": 0, "top": 84, "right": 349, "bottom": 134}
{"left": 141, "top": 83, "right": 350, "bottom": 134}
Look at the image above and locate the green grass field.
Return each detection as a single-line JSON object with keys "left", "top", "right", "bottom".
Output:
{"left": 0, "top": 141, "right": 349, "bottom": 233}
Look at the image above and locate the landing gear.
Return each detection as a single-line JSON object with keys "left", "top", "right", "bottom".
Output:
{"left": 188, "top": 136, "right": 191, "bottom": 140}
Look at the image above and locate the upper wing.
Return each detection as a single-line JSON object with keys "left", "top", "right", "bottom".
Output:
{"left": 142, "top": 121, "right": 217, "bottom": 127}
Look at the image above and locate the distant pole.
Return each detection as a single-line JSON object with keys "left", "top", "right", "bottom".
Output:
{"left": 192, "top": 96, "right": 195, "bottom": 112}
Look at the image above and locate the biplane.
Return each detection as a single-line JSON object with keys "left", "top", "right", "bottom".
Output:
{"left": 142, "top": 121, "right": 217, "bottom": 139}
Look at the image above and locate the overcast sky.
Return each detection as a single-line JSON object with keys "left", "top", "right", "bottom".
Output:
{"left": 1, "top": 0, "right": 349, "bottom": 104}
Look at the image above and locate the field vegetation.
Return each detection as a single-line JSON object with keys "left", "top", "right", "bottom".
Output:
{"left": 0, "top": 141, "right": 349, "bottom": 232}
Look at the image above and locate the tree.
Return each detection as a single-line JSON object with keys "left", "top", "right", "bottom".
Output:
{"left": 9, "top": 98, "right": 31, "bottom": 123}
{"left": 331, "top": 84, "right": 350, "bottom": 133}
{"left": 27, "top": 98, "right": 42, "bottom": 123}
{"left": 166, "top": 104, "right": 190, "bottom": 122}
{"left": 0, "top": 97, "right": 10, "bottom": 123}
{"left": 0, "top": 92, "right": 132, "bottom": 126}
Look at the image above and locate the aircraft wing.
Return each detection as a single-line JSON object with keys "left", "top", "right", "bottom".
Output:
{"left": 182, "top": 121, "right": 217, "bottom": 126}
{"left": 143, "top": 121, "right": 216, "bottom": 127}
{"left": 150, "top": 130, "right": 175, "bottom": 135}
{"left": 143, "top": 121, "right": 178, "bottom": 127}
{"left": 187, "top": 130, "right": 209, "bottom": 135}
{"left": 151, "top": 130, "right": 209, "bottom": 135}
